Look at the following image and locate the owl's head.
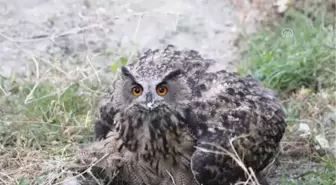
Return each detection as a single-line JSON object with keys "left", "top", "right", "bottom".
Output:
{"left": 112, "top": 66, "right": 191, "bottom": 112}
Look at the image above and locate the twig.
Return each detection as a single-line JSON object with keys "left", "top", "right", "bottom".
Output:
{"left": 0, "top": 32, "right": 68, "bottom": 76}
{"left": 86, "top": 54, "right": 101, "bottom": 84}
{"left": 1, "top": 24, "right": 103, "bottom": 43}
{"left": 132, "top": 13, "right": 143, "bottom": 41}
{"left": 24, "top": 85, "right": 69, "bottom": 104}
{"left": 53, "top": 153, "right": 110, "bottom": 185}
{"left": 173, "top": 13, "right": 180, "bottom": 32}
{"left": 197, "top": 136, "right": 260, "bottom": 185}
{"left": 0, "top": 85, "right": 7, "bottom": 96}
{"left": 325, "top": 68, "right": 336, "bottom": 75}
{"left": 24, "top": 57, "right": 40, "bottom": 104}
{"left": 87, "top": 170, "right": 104, "bottom": 185}
{"left": 24, "top": 67, "right": 105, "bottom": 104}
{"left": 51, "top": 24, "right": 103, "bottom": 40}
{"left": 166, "top": 170, "right": 176, "bottom": 185}
{"left": 79, "top": 83, "right": 106, "bottom": 95}
{"left": 0, "top": 171, "right": 15, "bottom": 185}
{"left": 0, "top": 177, "right": 8, "bottom": 185}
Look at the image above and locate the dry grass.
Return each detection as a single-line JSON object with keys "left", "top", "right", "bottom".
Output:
{"left": 197, "top": 138, "right": 263, "bottom": 185}
{"left": 0, "top": 1, "right": 335, "bottom": 185}
{"left": 0, "top": 42, "right": 121, "bottom": 184}
{"left": 238, "top": 3, "right": 336, "bottom": 184}
{"left": 0, "top": 0, "right": 277, "bottom": 184}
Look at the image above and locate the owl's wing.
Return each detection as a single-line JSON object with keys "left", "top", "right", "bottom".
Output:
{"left": 191, "top": 130, "right": 248, "bottom": 184}
{"left": 188, "top": 71, "right": 286, "bottom": 184}
{"left": 94, "top": 97, "right": 119, "bottom": 140}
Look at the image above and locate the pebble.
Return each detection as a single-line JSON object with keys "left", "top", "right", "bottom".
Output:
{"left": 292, "top": 122, "right": 311, "bottom": 138}
{"left": 315, "top": 134, "right": 330, "bottom": 149}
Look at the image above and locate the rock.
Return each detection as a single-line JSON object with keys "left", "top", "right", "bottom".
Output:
{"left": 330, "top": 138, "right": 336, "bottom": 157}
{"left": 314, "top": 134, "right": 330, "bottom": 151}
{"left": 274, "top": 0, "right": 290, "bottom": 13}
{"left": 292, "top": 123, "right": 311, "bottom": 138}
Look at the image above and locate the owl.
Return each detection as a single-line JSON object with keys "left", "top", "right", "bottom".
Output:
{"left": 93, "top": 45, "right": 287, "bottom": 185}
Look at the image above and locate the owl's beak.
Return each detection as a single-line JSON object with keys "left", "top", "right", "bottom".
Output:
{"left": 145, "top": 92, "right": 155, "bottom": 110}
{"left": 146, "top": 102, "right": 155, "bottom": 110}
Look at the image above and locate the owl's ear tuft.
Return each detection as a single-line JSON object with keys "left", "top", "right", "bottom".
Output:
{"left": 119, "top": 66, "right": 135, "bottom": 81}
{"left": 162, "top": 69, "right": 185, "bottom": 82}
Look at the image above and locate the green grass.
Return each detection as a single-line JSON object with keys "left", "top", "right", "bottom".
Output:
{"left": 0, "top": 54, "right": 129, "bottom": 184}
{"left": 280, "top": 156, "right": 336, "bottom": 185}
{"left": 0, "top": 3, "right": 335, "bottom": 185}
{"left": 238, "top": 6, "right": 336, "bottom": 185}
{"left": 238, "top": 8, "right": 335, "bottom": 96}
{"left": 278, "top": 89, "right": 336, "bottom": 185}
{"left": 0, "top": 75, "right": 102, "bottom": 184}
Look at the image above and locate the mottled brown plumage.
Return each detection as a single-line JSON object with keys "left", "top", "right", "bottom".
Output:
{"left": 92, "top": 45, "right": 287, "bottom": 185}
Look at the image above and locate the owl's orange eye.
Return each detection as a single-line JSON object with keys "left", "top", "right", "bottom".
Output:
{"left": 132, "top": 85, "right": 143, "bottom": 96}
{"left": 156, "top": 85, "right": 168, "bottom": 96}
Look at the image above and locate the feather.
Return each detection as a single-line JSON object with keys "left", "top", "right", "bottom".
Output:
{"left": 89, "top": 45, "right": 287, "bottom": 185}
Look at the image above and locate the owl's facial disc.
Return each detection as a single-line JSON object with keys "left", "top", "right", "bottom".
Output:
{"left": 119, "top": 66, "right": 187, "bottom": 111}
{"left": 141, "top": 84, "right": 167, "bottom": 111}
{"left": 131, "top": 83, "right": 167, "bottom": 111}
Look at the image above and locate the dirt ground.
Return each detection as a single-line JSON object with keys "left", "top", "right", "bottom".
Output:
{"left": 0, "top": 0, "right": 318, "bottom": 185}
{"left": 0, "top": 0, "right": 270, "bottom": 79}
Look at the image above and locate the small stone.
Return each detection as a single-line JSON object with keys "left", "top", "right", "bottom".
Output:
{"left": 292, "top": 123, "right": 311, "bottom": 138}
{"left": 274, "top": 0, "right": 290, "bottom": 13}
{"left": 315, "top": 134, "right": 330, "bottom": 150}
{"left": 330, "top": 138, "right": 336, "bottom": 157}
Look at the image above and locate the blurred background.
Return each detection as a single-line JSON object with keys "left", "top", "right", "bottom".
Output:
{"left": 0, "top": 0, "right": 335, "bottom": 185}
